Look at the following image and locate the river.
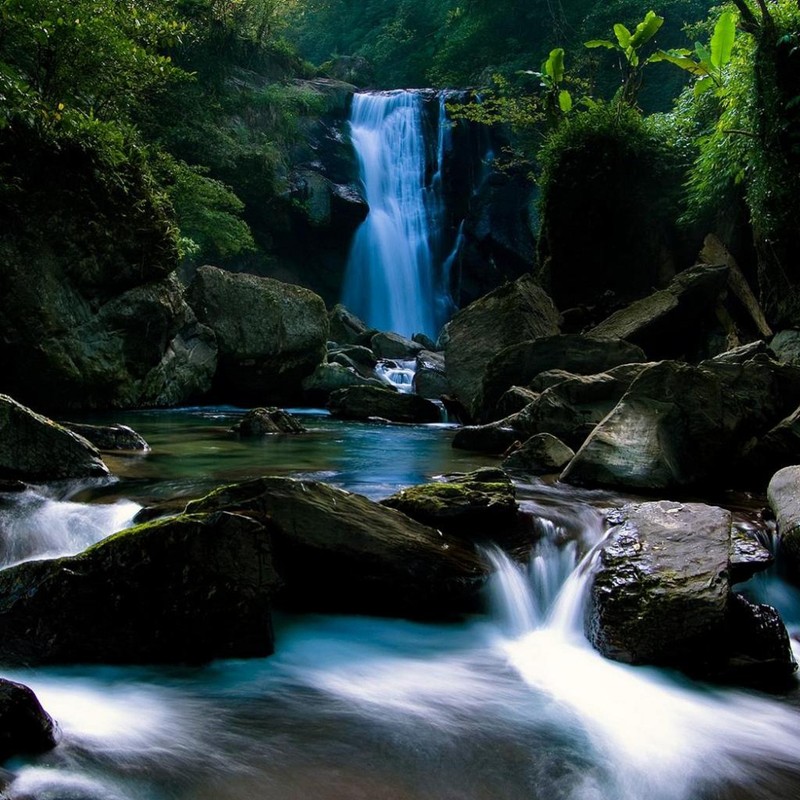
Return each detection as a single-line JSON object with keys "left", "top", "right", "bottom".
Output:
{"left": 1, "top": 407, "right": 800, "bottom": 800}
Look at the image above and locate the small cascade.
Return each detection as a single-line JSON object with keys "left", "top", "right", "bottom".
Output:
{"left": 341, "top": 90, "right": 473, "bottom": 339}
{"left": 375, "top": 358, "right": 416, "bottom": 394}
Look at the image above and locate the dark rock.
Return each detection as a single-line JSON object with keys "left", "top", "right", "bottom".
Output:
{"left": 496, "top": 386, "right": 539, "bottom": 419}
{"left": 744, "top": 406, "right": 800, "bottom": 480}
{"left": 587, "top": 500, "right": 796, "bottom": 684}
{"left": 588, "top": 265, "right": 731, "bottom": 361}
{"left": 444, "top": 275, "right": 561, "bottom": 415}
{"left": 414, "top": 350, "right": 449, "bottom": 399}
{"left": 380, "top": 468, "right": 518, "bottom": 541}
{"left": 412, "top": 333, "right": 438, "bottom": 351}
{"left": 0, "top": 480, "right": 26, "bottom": 493}
{"left": 0, "top": 679, "right": 59, "bottom": 761}
{"left": 371, "top": 332, "right": 424, "bottom": 360}
{"left": 476, "top": 335, "right": 646, "bottom": 421}
{"left": 768, "top": 466, "right": 800, "bottom": 577}
{"left": 288, "top": 168, "right": 367, "bottom": 230}
{"left": 0, "top": 395, "right": 108, "bottom": 481}
{"left": 61, "top": 422, "right": 149, "bottom": 451}
{"left": 711, "top": 341, "right": 772, "bottom": 364}
{"left": 501, "top": 433, "right": 575, "bottom": 475}
{"left": 321, "top": 55, "right": 375, "bottom": 86}
{"left": 770, "top": 330, "right": 800, "bottom": 367}
{"left": 563, "top": 355, "right": 800, "bottom": 491}
{"left": 0, "top": 512, "right": 277, "bottom": 665}
{"left": 528, "top": 369, "right": 575, "bottom": 392}
{"left": 328, "top": 304, "right": 369, "bottom": 346}
{"left": 186, "top": 477, "right": 486, "bottom": 617}
{"left": 331, "top": 345, "right": 378, "bottom": 372}
{"left": 328, "top": 386, "right": 440, "bottom": 424}
{"left": 232, "top": 408, "right": 307, "bottom": 437}
{"left": 303, "top": 363, "right": 387, "bottom": 404}
{"left": 729, "top": 527, "right": 774, "bottom": 584}
{"left": 452, "top": 419, "right": 523, "bottom": 454}
{"left": 187, "top": 266, "right": 328, "bottom": 406}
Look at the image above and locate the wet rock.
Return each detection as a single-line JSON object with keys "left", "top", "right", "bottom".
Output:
{"left": 414, "top": 350, "right": 450, "bottom": 399}
{"left": 187, "top": 266, "right": 328, "bottom": 406}
{"left": 501, "top": 433, "right": 575, "bottom": 475}
{"left": 496, "top": 386, "right": 540, "bottom": 419}
{"left": 587, "top": 501, "right": 796, "bottom": 684}
{"left": 744, "top": 407, "right": 800, "bottom": 480}
{"left": 328, "top": 386, "right": 440, "bottom": 424}
{"left": 302, "top": 363, "right": 387, "bottom": 404}
{"left": 770, "top": 330, "right": 800, "bottom": 367}
{"left": 232, "top": 408, "right": 307, "bottom": 437}
{"left": 61, "top": 422, "right": 149, "bottom": 451}
{"left": 729, "top": 527, "right": 774, "bottom": 584}
{"left": 768, "top": 466, "right": 800, "bottom": 578}
{"left": 0, "top": 395, "right": 109, "bottom": 481}
{"left": 381, "top": 468, "right": 518, "bottom": 541}
{"left": 588, "top": 265, "right": 730, "bottom": 361}
{"left": 330, "top": 345, "right": 378, "bottom": 373}
{"left": 444, "top": 275, "right": 561, "bottom": 415}
{"left": 328, "top": 304, "right": 370, "bottom": 347}
{"left": 0, "top": 679, "right": 59, "bottom": 761}
{"left": 371, "top": 332, "right": 424, "bottom": 360}
{"left": 476, "top": 335, "right": 646, "bottom": 422}
{"left": 451, "top": 419, "right": 523, "bottom": 454}
{"left": 412, "top": 333, "right": 438, "bottom": 351}
{"left": 0, "top": 511, "right": 277, "bottom": 665}
{"left": 186, "top": 477, "right": 486, "bottom": 617}
{"left": 563, "top": 355, "right": 800, "bottom": 491}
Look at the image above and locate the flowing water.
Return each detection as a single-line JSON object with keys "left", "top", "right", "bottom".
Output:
{"left": 2, "top": 408, "right": 800, "bottom": 800}
{"left": 340, "top": 91, "right": 460, "bottom": 339}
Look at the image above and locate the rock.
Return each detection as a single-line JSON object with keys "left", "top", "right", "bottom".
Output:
{"left": 496, "top": 386, "right": 540, "bottom": 419}
{"left": 380, "top": 468, "right": 518, "bottom": 540}
{"left": 744, "top": 406, "right": 800, "bottom": 480}
{"left": 288, "top": 168, "right": 368, "bottom": 229}
{"left": 371, "top": 332, "right": 424, "bottom": 360}
{"left": 0, "top": 395, "right": 109, "bottom": 481}
{"left": 768, "top": 466, "right": 800, "bottom": 577}
{"left": 501, "top": 433, "right": 575, "bottom": 474}
{"left": 729, "top": 527, "right": 774, "bottom": 584}
{"left": 587, "top": 501, "right": 796, "bottom": 683}
{"left": 328, "top": 386, "right": 441, "bottom": 424}
{"left": 444, "top": 275, "right": 561, "bottom": 415}
{"left": 0, "top": 679, "right": 59, "bottom": 761}
{"left": 770, "top": 330, "right": 800, "bottom": 367}
{"left": 528, "top": 369, "right": 575, "bottom": 392}
{"left": 451, "top": 419, "right": 523, "bottom": 454}
{"left": 0, "top": 511, "right": 277, "bottom": 665}
{"left": 587, "top": 265, "right": 731, "bottom": 361}
{"left": 562, "top": 355, "right": 800, "bottom": 491}
{"left": 414, "top": 350, "right": 449, "bottom": 399}
{"left": 61, "top": 422, "right": 149, "bottom": 451}
{"left": 302, "top": 363, "right": 387, "bottom": 404}
{"left": 186, "top": 477, "right": 486, "bottom": 617}
{"left": 514, "top": 367, "right": 646, "bottom": 450}
{"left": 330, "top": 345, "right": 378, "bottom": 373}
{"left": 329, "top": 304, "right": 370, "bottom": 346}
{"left": 476, "top": 335, "right": 646, "bottom": 421}
{"left": 187, "top": 266, "right": 328, "bottom": 406}
{"left": 412, "top": 333, "right": 438, "bottom": 351}
{"left": 232, "top": 408, "right": 307, "bottom": 437}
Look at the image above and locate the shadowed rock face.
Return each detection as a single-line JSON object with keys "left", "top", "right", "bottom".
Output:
{"left": 0, "top": 511, "right": 277, "bottom": 666}
{"left": 327, "top": 385, "right": 441, "bottom": 424}
{"left": 0, "top": 679, "right": 59, "bottom": 761}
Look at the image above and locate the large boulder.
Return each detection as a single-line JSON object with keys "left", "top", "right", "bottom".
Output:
{"left": 444, "top": 275, "right": 560, "bottom": 415}
{"left": 186, "top": 477, "right": 486, "bottom": 617}
{"left": 232, "top": 408, "right": 307, "bottom": 437}
{"left": 0, "top": 679, "right": 59, "bottom": 761}
{"left": 767, "top": 466, "right": 800, "bottom": 578}
{"left": 303, "top": 363, "right": 387, "bottom": 404}
{"left": 414, "top": 350, "right": 450, "bottom": 399}
{"left": 0, "top": 511, "right": 277, "bottom": 665}
{"left": 451, "top": 418, "right": 523, "bottom": 455}
{"left": 0, "top": 395, "right": 109, "bottom": 481}
{"left": 328, "top": 304, "right": 371, "bottom": 347}
{"left": 587, "top": 501, "right": 796, "bottom": 684}
{"left": 562, "top": 354, "right": 800, "bottom": 491}
{"left": 380, "top": 468, "right": 518, "bottom": 541}
{"left": 61, "top": 422, "right": 149, "bottom": 451}
{"left": 327, "top": 386, "right": 441, "bottom": 423}
{"left": 187, "top": 266, "right": 328, "bottom": 406}
{"left": 476, "top": 335, "right": 646, "bottom": 421}
{"left": 501, "top": 433, "right": 575, "bottom": 475}
{"left": 371, "top": 332, "right": 423, "bottom": 360}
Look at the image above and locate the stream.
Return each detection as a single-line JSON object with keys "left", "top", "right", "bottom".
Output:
{"left": 2, "top": 407, "right": 800, "bottom": 800}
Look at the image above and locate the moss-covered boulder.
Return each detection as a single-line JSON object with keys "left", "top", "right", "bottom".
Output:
{"left": 0, "top": 679, "right": 59, "bottom": 761}
{"left": 327, "top": 385, "right": 440, "bottom": 423}
{"left": 0, "top": 395, "right": 108, "bottom": 481}
{"left": 0, "top": 511, "right": 277, "bottom": 665}
{"left": 380, "top": 468, "right": 518, "bottom": 540}
{"left": 187, "top": 265, "right": 328, "bottom": 406}
{"left": 588, "top": 501, "right": 796, "bottom": 685}
{"left": 186, "top": 477, "right": 486, "bottom": 618}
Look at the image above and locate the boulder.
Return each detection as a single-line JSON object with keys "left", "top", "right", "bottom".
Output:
{"left": 729, "top": 527, "right": 774, "bottom": 584}
{"left": 328, "top": 386, "right": 441, "bottom": 424}
{"left": 587, "top": 265, "right": 730, "bottom": 361}
{"left": 61, "top": 422, "right": 149, "bottom": 451}
{"left": 371, "top": 332, "right": 424, "bottom": 360}
{"left": 186, "top": 477, "right": 486, "bottom": 617}
{"left": 563, "top": 355, "right": 800, "bottom": 491}
{"left": 0, "top": 511, "right": 277, "bottom": 665}
{"left": 444, "top": 275, "right": 561, "bottom": 415}
{"left": 302, "top": 363, "right": 387, "bottom": 404}
{"left": 770, "top": 330, "right": 800, "bottom": 367}
{"left": 496, "top": 386, "right": 539, "bottom": 419}
{"left": 768, "top": 466, "right": 800, "bottom": 577}
{"left": 0, "top": 395, "right": 109, "bottom": 481}
{"left": 412, "top": 333, "right": 438, "bottom": 351}
{"left": 587, "top": 501, "right": 796, "bottom": 684}
{"left": 476, "top": 335, "right": 646, "bottom": 421}
{"left": 0, "top": 679, "right": 59, "bottom": 761}
{"left": 451, "top": 419, "right": 523, "bottom": 455}
{"left": 328, "top": 304, "right": 370, "bottom": 347}
{"left": 232, "top": 408, "right": 307, "bottom": 437}
{"left": 380, "top": 468, "right": 518, "bottom": 541}
{"left": 187, "top": 265, "right": 328, "bottom": 406}
{"left": 414, "top": 350, "right": 450, "bottom": 399}
{"left": 330, "top": 345, "right": 378, "bottom": 373}
{"left": 502, "top": 433, "right": 575, "bottom": 475}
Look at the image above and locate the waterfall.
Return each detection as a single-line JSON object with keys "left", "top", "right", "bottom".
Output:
{"left": 341, "top": 91, "right": 460, "bottom": 340}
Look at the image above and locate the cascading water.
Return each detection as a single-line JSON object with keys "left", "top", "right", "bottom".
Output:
{"left": 341, "top": 91, "right": 462, "bottom": 340}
